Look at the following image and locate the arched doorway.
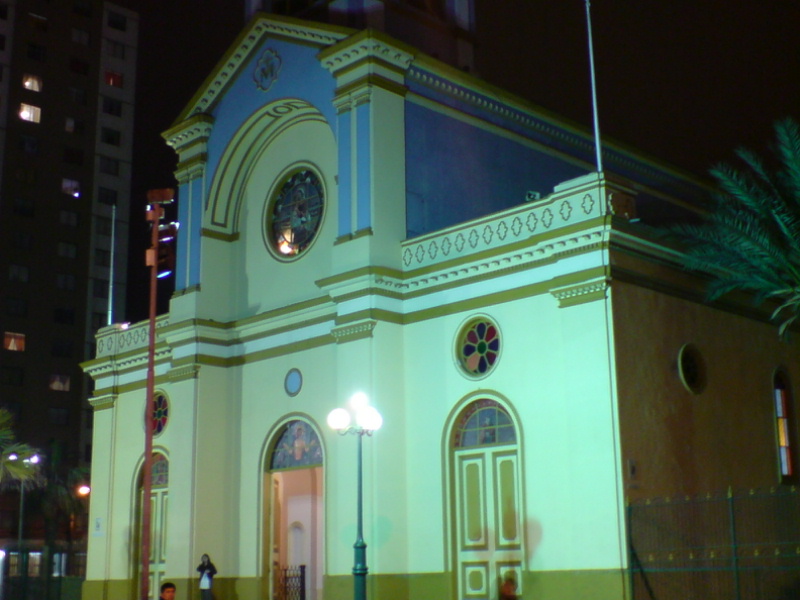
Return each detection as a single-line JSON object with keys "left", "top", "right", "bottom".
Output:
{"left": 450, "top": 398, "right": 524, "bottom": 600}
{"left": 134, "top": 452, "right": 169, "bottom": 600}
{"left": 264, "top": 419, "right": 324, "bottom": 600}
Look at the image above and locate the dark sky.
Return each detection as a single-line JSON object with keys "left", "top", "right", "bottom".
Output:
{"left": 123, "top": 0, "right": 800, "bottom": 321}
{"left": 476, "top": 1, "right": 800, "bottom": 176}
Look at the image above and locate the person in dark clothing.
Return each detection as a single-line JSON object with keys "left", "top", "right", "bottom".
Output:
{"left": 196, "top": 554, "right": 217, "bottom": 600}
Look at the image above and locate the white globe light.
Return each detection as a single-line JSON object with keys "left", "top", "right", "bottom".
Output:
{"left": 349, "top": 391, "right": 369, "bottom": 411}
{"left": 28, "top": 455, "right": 40, "bottom": 464}
{"left": 356, "top": 405, "right": 383, "bottom": 432}
{"left": 327, "top": 407, "right": 351, "bottom": 431}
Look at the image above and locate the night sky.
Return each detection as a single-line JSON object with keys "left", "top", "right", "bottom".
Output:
{"left": 124, "top": 0, "right": 800, "bottom": 322}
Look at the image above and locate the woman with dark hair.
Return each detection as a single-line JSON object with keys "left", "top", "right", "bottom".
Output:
{"left": 196, "top": 554, "right": 217, "bottom": 600}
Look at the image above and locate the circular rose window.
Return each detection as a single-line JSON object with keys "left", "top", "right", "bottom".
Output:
{"left": 152, "top": 392, "right": 169, "bottom": 435}
{"left": 457, "top": 318, "right": 501, "bottom": 377}
{"left": 265, "top": 169, "right": 324, "bottom": 258}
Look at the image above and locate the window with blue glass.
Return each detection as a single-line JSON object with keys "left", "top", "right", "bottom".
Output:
{"left": 454, "top": 399, "right": 516, "bottom": 448}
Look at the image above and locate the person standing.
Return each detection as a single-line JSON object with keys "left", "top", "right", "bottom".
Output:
{"left": 196, "top": 554, "right": 217, "bottom": 600}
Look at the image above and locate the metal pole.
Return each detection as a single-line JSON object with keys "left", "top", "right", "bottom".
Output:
{"left": 353, "top": 433, "right": 367, "bottom": 600}
{"left": 728, "top": 487, "right": 740, "bottom": 600}
{"left": 18, "top": 484, "right": 25, "bottom": 600}
{"left": 140, "top": 202, "right": 162, "bottom": 600}
{"left": 584, "top": 0, "right": 603, "bottom": 173}
{"left": 106, "top": 204, "right": 116, "bottom": 326}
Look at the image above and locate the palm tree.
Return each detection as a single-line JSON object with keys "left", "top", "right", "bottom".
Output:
{"left": 0, "top": 408, "right": 41, "bottom": 485}
{"left": 668, "top": 117, "right": 800, "bottom": 338}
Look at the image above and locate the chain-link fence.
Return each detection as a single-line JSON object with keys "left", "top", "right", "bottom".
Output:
{"left": 628, "top": 487, "right": 800, "bottom": 600}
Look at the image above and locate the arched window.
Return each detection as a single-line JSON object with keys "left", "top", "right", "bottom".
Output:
{"left": 453, "top": 399, "right": 515, "bottom": 448}
{"left": 774, "top": 371, "right": 797, "bottom": 483}
{"left": 152, "top": 452, "right": 169, "bottom": 487}
{"left": 270, "top": 420, "right": 323, "bottom": 470}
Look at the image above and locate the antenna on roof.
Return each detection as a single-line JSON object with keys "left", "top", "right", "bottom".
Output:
{"left": 585, "top": 0, "right": 603, "bottom": 173}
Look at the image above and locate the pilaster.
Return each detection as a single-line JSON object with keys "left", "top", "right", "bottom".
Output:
{"left": 163, "top": 113, "right": 214, "bottom": 290}
{"left": 320, "top": 30, "right": 414, "bottom": 272}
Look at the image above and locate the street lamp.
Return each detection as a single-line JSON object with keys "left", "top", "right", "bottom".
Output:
{"left": 327, "top": 392, "right": 382, "bottom": 600}
{"left": 9, "top": 453, "right": 40, "bottom": 598}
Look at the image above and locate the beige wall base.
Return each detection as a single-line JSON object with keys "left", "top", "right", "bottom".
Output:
{"left": 84, "top": 570, "right": 626, "bottom": 600}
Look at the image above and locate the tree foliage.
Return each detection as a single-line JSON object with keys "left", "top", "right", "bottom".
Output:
{"left": 0, "top": 408, "right": 41, "bottom": 487}
{"left": 668, "top": 118, "right": 800, "bottom": 337}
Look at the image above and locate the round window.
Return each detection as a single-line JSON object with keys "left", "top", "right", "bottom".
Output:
{"left": 457, "top": 318, "right": 501, "bottom": 377}
{"left": 677, "top": 343, "right": 706, "bottom": 394}
{"left": 265, "top": 169, "right": 324, "bottom": 258}
{"left": 284, "top": 368, "right": 303, "bottom": 396}
{"left": 151, "top": 392, "right": 169, "bottom": 436}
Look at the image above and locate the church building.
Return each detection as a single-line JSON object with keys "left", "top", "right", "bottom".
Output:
{"left": 81, "top": 4, "right": 800, "bottom": 600}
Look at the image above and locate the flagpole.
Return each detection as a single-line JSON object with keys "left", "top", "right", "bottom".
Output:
{"left": 106, "top": 204, "right": 116, "bottom": 326}
{"left": 585, "top": 0, "right": 603, "bottom": 173}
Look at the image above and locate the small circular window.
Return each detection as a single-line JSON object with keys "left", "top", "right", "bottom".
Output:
{"left": 284, "top": 368, "right": 303, "bottom": 397}
{"left": 457, "top": 317, "right": 501, "bottom": 377}
{"left": 265, "top": 169, "right": 324, "bottom": 258}
{"left": 678, "top": 343, "right": 706, "bottom": 394}
{"left": 151, "top": 392, "right": 169, "bottom": 436}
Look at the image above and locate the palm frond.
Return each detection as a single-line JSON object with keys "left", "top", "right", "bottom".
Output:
{"left": 0, "top": 444, "right": 45, "bottom": 488}
{"left": 776, "top": 118, "right": 800, "bottom": 199}
{"left": 664, "top": 118, "right": 800, "bottom": 336}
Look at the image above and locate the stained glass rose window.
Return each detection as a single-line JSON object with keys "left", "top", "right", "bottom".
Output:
{"left": 457, "top": 318, "right": 500, "bottom": 376}
{"left": 152, "top": 392, "right": 169, "bottom": 436}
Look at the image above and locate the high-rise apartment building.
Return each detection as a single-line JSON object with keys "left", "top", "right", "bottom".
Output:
{"left": 0, "top": 0, "right": 137, "bottom": 467}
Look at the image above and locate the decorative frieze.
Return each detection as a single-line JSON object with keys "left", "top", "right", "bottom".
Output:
{"left": 95, "top": 316, "right": 171, "bottom": 358}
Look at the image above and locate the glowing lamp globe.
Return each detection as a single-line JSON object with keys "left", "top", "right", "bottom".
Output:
{"left": 356, "top": 405, "right": 383, "bottom": 432}
{"left": 327, "top": 407, "right": 351, "bottom": 431}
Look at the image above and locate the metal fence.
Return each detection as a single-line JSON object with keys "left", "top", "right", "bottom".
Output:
{"left": 0, "top": 543, "right": 86, "bottom": 600}
{"left": 628, "top": 487, "right": 800, "bottom": 600}
{"left": 273, "top": 564, "right": 306, "bottom": 600}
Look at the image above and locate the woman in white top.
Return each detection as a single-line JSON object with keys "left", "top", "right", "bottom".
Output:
{"left": 196, "top": 554, "right": 217, "bottom": 600}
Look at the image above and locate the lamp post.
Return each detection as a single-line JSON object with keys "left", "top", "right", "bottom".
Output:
{"left": 142, "top": 189, "right": 175, "bottom": 600}
{"left": 327, "top": 392, "right": 383, "bottom": 600}
{"left": 10, "top": 453, "right": 40, "bottom": 600}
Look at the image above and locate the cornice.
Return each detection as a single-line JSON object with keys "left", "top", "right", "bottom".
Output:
{"left": 89, "top": 394, "right": 117, "bottom": 411}
{"left": 331, "top": 320, "right": 378, "bottom": 344}
{"left": 550, "top": 276, "right": 611, "bottom": 308}
{"left": 163, "top": 113, "right": 214, "bottom": 151}
{"left": 320, "top": 29, "right": 415, "bottom": 77}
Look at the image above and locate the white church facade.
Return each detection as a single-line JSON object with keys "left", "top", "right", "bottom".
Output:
{"left": 81, "top": 11, "right": 800, "bottom": 600}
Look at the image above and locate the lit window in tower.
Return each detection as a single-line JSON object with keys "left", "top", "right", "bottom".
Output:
{"left": 3, "top": 332, "right": 26, "bottom": 352}
{"left": 23, "top": 74, "right": 42, "bottom": 91}
{"left": 104, "top": 71, "right": 123, "bottom": 88}
{"left": 18, "top": 103, "right": 41, "bottom": 123}
{"left": 61, "top": 178, "right": 81, "bottom": 197}
{"left": 49, "top": 374, "right": 71, "bottom": 392}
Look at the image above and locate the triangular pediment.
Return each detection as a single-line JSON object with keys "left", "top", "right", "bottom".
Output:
{"left": 172, "top": 13, "right": 352, "bottom": 125}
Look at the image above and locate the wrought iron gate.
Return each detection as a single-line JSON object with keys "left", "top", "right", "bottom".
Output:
{"left": 274, "top": 564, "right": 305, "bottom": 600}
